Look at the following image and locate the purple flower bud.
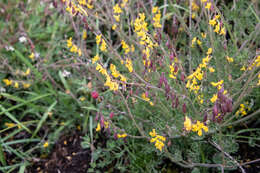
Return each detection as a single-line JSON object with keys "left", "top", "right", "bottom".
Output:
{"left": 182, "top": 103, "right": 187, "bottom": 114}
{"left": 165, "top": 84, "right": 170, "bottom": 95}
{"left": 174, "top": 65, "right": 178, "bottom": 73}
{"left": 109, "top": 112, "right": 114, "bottom": 119}
{"left": 95, "top": 112, "right": 99, "bottom": 121}
{"left": 181, "top": 72, "right": 185, "bottom": 82}
{"left": 203, "top": 112, "right": 208, "bottom": 122}
{"left": 100, "top": 114, "right": 104, "bottom": 128}
{"left": 175, "top": 97, "right": 179, "bottom": 108}
{"left": 170, "top": 52, "right": 174, "bottom": 61}
{"left": 226, "top": 99, "right": 233, "bottom": 112}
{"left": 145, "top": 91, "right": 148, "bottom": 98}
{"left": 221, "top": 103, "right": 227, "bottom": 114}
{"left": 114, "top": 133, "right": 118, "bottom": 140}
{"left": 213, "top": 104, "right": 218, "bottom": 117}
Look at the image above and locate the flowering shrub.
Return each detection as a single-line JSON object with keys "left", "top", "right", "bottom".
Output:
{"left": 57, "top": 0, "right": 260, "bottom": 171}
{"left": 0, "top": 0, "right": 259, "bottom": 172}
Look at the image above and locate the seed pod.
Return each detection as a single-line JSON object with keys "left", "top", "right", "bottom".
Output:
{"left": 182, "top": 103, "right": 187, "bottom": 114}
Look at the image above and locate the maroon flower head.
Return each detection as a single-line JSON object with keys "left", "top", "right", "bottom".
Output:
{"left": 91, "top": 91, "right": 99, "bottom": 99}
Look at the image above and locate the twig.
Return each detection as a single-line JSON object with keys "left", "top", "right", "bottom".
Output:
{"left": 209, "top": 140, "right": 246, "bottom": 173}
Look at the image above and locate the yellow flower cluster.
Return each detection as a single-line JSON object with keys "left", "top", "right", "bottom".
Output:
{"left": 62, "top": 0, "right": 89, "bottom": 16}
{"left": 186, "top": 50, "right": 212, "bottom": 94}
{"left": 67, "top": 37, "right": 82, "bottom": 56}
{"left": 117, "top": 133, "right": 127, "bottom": 138}
{"left": 92, "top": 54, "right": 100, "bottom": 64}
{"left": 110, "top": 64, "right": 127, "bottom": 83}
{"left": 210, "top": 94, "right": 218, "bottom": 103}
{"left": 96, "top": 63, "right": 119, "bottom": 91}
{"left": 141, "top": 93, "right": 154, "bottom": 106}
{"left": 113, "top": 3, "right": 122, "bottom": 22}
{"left": 248, "top": 55, "right": 260, "bottom": 70}
{"left": 211, "top": 80, "right": 224, "bottom": 90}
{"left": 191, "top": 37, "right": 202, "bottom": 48}
{"left": 2, "top": 79, "right": 30, "bottom": 89}
{"left": 184, "top": 116, "right": 208, "bottom": 136}
{"left": 191, "top": 1, "right": 199, "bottom": 19}
{"left": 134, "top": 13, "right": 157, "bottom": 67}
{"left": 125, "top": 58, "right": 133, "bottom": 72}
{"left": 152, "top": 6, "right": 162, "bottom": 28}
{"left": 209, "top": 15, "right": 226, "bottom": 36}
{"left": 96, "top": 35, "right": 107, "bottom": 52}
{"left": 149, "top": 129, "right": 166, "bottom": 151}
{"left": 121, "top": 40, "right": 130, "bottom": 54}
{"left": 235, "top": 102, "right": 251, "bottom": 116}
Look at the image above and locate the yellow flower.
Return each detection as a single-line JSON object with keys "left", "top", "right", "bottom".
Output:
{"left": 113, "top": 4, "right": 122, "bottom": 14}
{"left": 24, "top": 68, "right": 30, "bottom": 76}
{"left": 208, "top": 67, "right": 215, "bottom": 72}
{"left": 197, "top": 39, "right": 202, "bottom": 46}
{"left": 43, "top": 142, "right": 49, "bottom": 148}
{"left": 83, "top": 30, "right": 87, "bottom": 40}
{"left": 100, "top": 39, "right": 107, "bottom": 52}
{"left": 67, "top": 37, "right": 73, "bottom": 48}
{"left": 14, "top": 82, "right": 19, "bottom": 88}
{"left": 92, "top": 54, "right": 100, "bottom": 64}
{"left": 29, "top": 53, "right": 35, "bottom": 60}
{"left": 152, "top": 6, "right": 158, "bottom": 14}
{"left": 5, "top": 122, "right": 16, "bottom": 128}
{"left": 240, "top": 66, "right": 246, "bottom": 71}
{"left": 79, "top": 97, "right": 86, "bottom": 101}
{"left": 104, "top": 121, "right": 109, "bottom": 129}
{"left": 117, "top": 133, "right": 127, "bottom": 138}
{"left": 210, "top": 94, "right": 218, "bottom": 103}
{"left": 3, "top": 79, "right": 12, "bottom": 86}
{"left": 23, "top": 83, "right": 30, "bottom": 89}
{"left": 96, "top": 123, "right": 101, "bottom": 132}
{"left": 184, "top": 116, "right": 192, "bottom": 131}
{"left": 207, "top": 48, "right": 213, "bottom": 55}
{"left": 209, "top": 19, "right": 216, "bottom": 26}
{"left": 149, "top": 129, "right": 157, "bottom": 137}
{"left": 78, "top": 48, "right": 82, "bottom": 56}
{"left": 219, "top": 27, "right": 226, "bottom": 35}
{"left": 112, "top": 24, "right": 117, "bottom": 30}
{"left": 201, "top": 32, "right": 207, "bottom": 38}
{"left": 205, "top": 2, "right": 211, "bottom": 9}
{"left": 96, "top": 34, "right": 102, "bottom": 45}
{"left": 113, "top": 15, "right": 120, "bottom": 22}
{"left": 226, "top": 56, "right": 234, "bottom": 63}
{"left": 214, "top": 23, "right": 220, "bottom": 33}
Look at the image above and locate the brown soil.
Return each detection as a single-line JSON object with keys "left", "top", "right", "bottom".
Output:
{"left": 27, "top": 132, "right": 91, "bottom": 173}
